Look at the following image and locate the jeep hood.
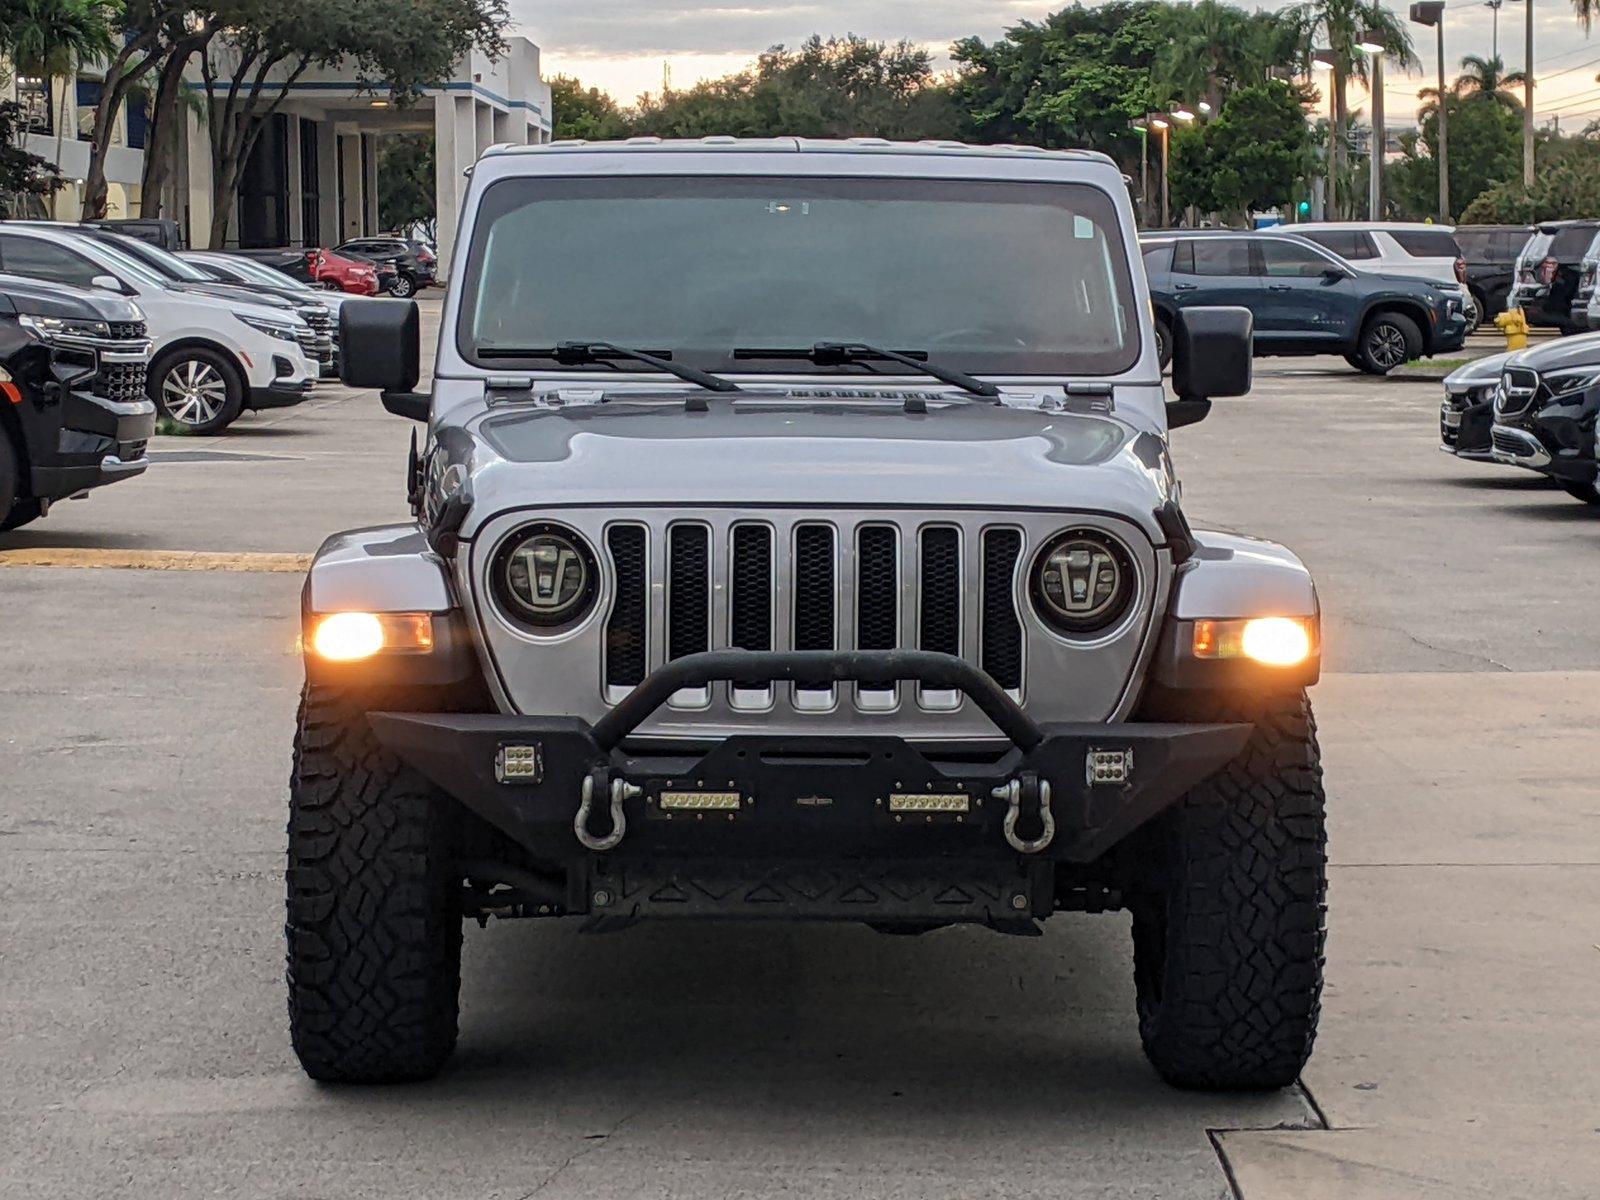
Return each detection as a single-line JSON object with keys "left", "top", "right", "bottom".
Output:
{"left": 455, "top": 393, "right": 1177, "bottom": 543}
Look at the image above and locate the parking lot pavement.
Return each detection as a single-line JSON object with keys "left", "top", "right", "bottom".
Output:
{"left": 3, "top": 343, "right": 1599, "bottom": 1198}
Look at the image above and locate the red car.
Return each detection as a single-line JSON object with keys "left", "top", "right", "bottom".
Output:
{"left": 307, "top": 248, "right": 381, "bottom": 296}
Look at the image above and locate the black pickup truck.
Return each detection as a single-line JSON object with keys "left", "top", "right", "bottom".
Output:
{"left": 0, "top": 275, "right": 155, "bottom": 531}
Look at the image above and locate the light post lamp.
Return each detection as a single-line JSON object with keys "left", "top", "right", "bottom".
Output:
{"left": 1411, "top": 2, "right": 1448, "bottom": 221}
{"left": 1523, "top": 0, "right": 1534, "bottom": 189}
{"left": 1358, "top": 30, "right": 1387, "bottom": 218}
{"left": 1148, "top": 114, "right": 1172, "bottom": 227}
{"left": 1169, "top": 108, "right": 1196, "bottom": 226}
{"left": 1485, "top": 0, "right": 1502, "bottom": 61}
{"left": 1312, "top": 49, "right": 1337, "bottom": 218}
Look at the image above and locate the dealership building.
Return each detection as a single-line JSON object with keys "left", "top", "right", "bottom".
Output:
{"left": 15, "top": 34, "right": 553, "bottom": 276}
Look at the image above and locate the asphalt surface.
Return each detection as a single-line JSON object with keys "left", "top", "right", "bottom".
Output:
{"left": 3, "top": 312, "right": 1598, "bottom": 1198}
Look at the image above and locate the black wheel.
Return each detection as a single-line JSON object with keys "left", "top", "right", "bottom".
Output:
{"left": 1353, "top": 311, "right": 1421, "bottom": 374}
{"left": 389, "top": 272, "right": 417, "bottom": 299}
{"left": 0, "top": 432, "right": 22, "bottom": 530}
{"left": 1155, "top": 317, "right": 1173, "bottom": 371}
{"left": 1, "top": 497, "right": 42, "bottom": 531}
{"left": 1466, "top": 291, "right": 1487, "bottom": 334}
{"left": 1561, "top": 481, "right": 1600, "bottom": 505}
{"left": 287, "top": 683, "right": 463, "bottom": 1083}
{"left": 1129, "top": 690, "right": 1327, "bottom": 1091}
{"left": 151, "top": 347, "right": 244, "bottom": 435}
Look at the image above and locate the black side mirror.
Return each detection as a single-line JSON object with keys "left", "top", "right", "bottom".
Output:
{"left": 339, "top": 298, "right": 428, "bottom": 419}
{"left": 1170, "top": 306, "right": 1252, "bottom": 428}
{"left": 1321, "top": 267, "right": 1350, "bottom": 284}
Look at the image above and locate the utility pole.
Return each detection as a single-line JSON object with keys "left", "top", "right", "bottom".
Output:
{"left": 1524, "top": 0, "right": 1535, "bottom": 190}
{"left": 1412, "top": 3, "right": 1448, "bottom": 220}
{"left": 1313, "top": 50, "right": 1337, "bottom": 218}
{"left": 1486, "top": 0, "right": 1503, "bottom": 62}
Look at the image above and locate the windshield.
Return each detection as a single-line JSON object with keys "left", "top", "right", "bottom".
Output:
{"left": 208, "top": 254, "right": 310, "bottom": 291}
{"left": 115, "top": 238, "right": 215, "bottom": 282}
{"left": 457, "top": 175, "right": 1141, "bottom": 377}
{"left": 84, "top": 239, "right": 168, "bottom": 289}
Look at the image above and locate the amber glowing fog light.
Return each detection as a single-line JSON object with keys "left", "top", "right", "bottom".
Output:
{"left": 309, "top": 612, "right": 433, "bottom": 662}
{"left": 1192, "top": 617, "right": 1315, "bottom": 667}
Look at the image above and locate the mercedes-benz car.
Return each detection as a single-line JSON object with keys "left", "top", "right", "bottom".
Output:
{"left": 1489, "top": 332, "right": 1600, "bottom": 504}
{"left": 290, "top": 139, "right": 1328, "bottom": 1093}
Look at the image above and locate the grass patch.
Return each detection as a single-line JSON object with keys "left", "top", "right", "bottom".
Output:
{"left": 154, "top": 415, "right": 197, "bottom": 437}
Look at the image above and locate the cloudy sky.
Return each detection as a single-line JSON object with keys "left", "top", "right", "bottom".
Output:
{"left": 515, "top": 1, "right": 1600, "bottom": 128}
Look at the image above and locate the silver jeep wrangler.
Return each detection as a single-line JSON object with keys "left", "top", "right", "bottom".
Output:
{"left": 290, "top": 139, "right": 1326, "bottom": 1090}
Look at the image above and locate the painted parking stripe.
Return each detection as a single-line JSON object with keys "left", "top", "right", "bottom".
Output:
{"left": 0, "top": 548, "right": 312, "bottom": 573}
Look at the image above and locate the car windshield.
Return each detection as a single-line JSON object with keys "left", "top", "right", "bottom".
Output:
{"left": 117, "top": 239, "right": 216, "bottom": 282}
{"left": 209, "top": 255, "right": 311, "bottom": 291}
{"left": 79, "top": 238, "right": 168, "bottom": 289}
{"left": 457, "top": 175, "right": 1141, "bottom": 376}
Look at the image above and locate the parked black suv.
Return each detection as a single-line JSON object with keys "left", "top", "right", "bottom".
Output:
{"left": 332, "top": 237, "right": 436, "bottom": 298}
{"left": 1506, "top": 220, "right": 1600, "bottom": 332}
{"left": 1454, "top": 225, "right": 1532, "bottom": 327}
{"left": 1489, "top": 332, "right": 1600, "bottom": 503}
{"left": 1142, "top": 231, "right": 1468, "bottom": 374}
{"left": 0, "top": 275, "right": 154, "bottom": 531}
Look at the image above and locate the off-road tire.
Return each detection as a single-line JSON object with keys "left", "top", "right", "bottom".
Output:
{"left": 286, "top": 683, "right": 463, "bottom": 1083}
{"left": 1561, "top": 481, "right": 1600, "bottom": 505}
{"left": 1353, "top": 311, "right": 1421, "bottom": 375}
{"left": 1129, "top": 689, "right": 1327, "bottom": 1091}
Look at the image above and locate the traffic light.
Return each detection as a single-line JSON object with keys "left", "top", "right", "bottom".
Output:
{"left": 1297, "top": 200, "right": 1311, "bottom": 216}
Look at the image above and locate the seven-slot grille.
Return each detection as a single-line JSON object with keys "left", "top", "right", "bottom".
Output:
{"left": 601, "top": 517, "right": 1027, "bottom": 696}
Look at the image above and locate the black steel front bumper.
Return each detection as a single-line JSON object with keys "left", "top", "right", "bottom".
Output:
{"left": 366, "top": 651, "right": 1252, "bottom": 920}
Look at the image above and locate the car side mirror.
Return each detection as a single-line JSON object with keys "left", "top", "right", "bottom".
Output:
{"left": 339, "top": 298, "right": 428, "bottom": 420}
{"left": 1321, "top": 267, "right": 1350, "bottom": 284}
{"left": 90, "top": 273, "right": 128, "bottom": 294}
{"left": 1168, "top": 306, "right": 1252, "bottom": 428}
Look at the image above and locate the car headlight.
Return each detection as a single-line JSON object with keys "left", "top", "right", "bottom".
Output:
{"left": 235, "top": 312, "right": 301, "bottom": 343}
{"left": 1030, "top": 529, "right": 1137, "bottom": 636}
{"left": 17, "top": 313, "right": 112, "bottom": 342}
{"left": 491, "top": 523, "right": 600, "bottom": 630}
{"left": 1544, "top": 369, "right": 1600, "bottom": 397}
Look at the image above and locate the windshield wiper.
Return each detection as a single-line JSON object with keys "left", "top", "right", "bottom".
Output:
{"left": 733, "top": 342, "right": 1002, "bottom": 399}
{"left": 479, "top": 341, "right": 743, "bottom": 393}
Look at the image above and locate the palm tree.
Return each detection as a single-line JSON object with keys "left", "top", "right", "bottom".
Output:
{"left": 1453, "top": 54, "right": 1527, "bottom": 106}
{"left": 1287, "top": 0, "right": 1417, "bottom": 216}
{"left": 5, "top": 0, "right": 117, "bottom": 211}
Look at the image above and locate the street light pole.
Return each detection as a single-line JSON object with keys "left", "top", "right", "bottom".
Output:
{"left": 1524, "top": 0, "right": 1535, "bottom": 190}
{"left": 1313, "top": 50, "right": 1336, "bottom": 218}
{"left": 1359, "top": 31, "right": 1386, "bottom": 219}
{"left": 1411, "top": 2, "right": 1448, "bottom": 220}
{"left": 1486, "top": 0, "right": 1502, "bottom": 62}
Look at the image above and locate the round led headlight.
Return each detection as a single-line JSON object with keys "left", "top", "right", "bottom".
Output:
{"left": 492, "top": 523, "right": 599, "bottom": 630}
{"left": 1030, "top": 529, "right": 1137, "bottom": 635}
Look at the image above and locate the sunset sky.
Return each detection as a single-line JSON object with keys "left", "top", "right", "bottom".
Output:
{"left": 516, "top": 1, "right": 1600, "bottom": 130}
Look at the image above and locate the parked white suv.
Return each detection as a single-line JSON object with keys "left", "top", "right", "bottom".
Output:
{"left": 0, "top": 224, "right": 317, "bottom": 434}
{"left": 1291, "top": 222, "right": 1477, "bottom": 326}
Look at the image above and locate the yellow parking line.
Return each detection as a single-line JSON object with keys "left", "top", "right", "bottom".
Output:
{"left": 0, "top": 548, "right": 312, "bottom": 573}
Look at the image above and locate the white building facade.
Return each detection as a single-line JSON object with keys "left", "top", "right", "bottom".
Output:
{"left": 13, "top": 34, "right": 552, "bottom": 277}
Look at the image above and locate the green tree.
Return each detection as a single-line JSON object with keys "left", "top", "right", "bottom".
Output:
{"left": 632, "top": 36, "right": 959, "bottom": 140}
{"left": 1461, "top": 137, "right": 1600, "bottom": 222}
{"left": 197, "top": 0, "right": 508, "bottom": 246}
{"left": 1286, "top": 0, "right": 1417, "bottom": 218}
{"left": 550, "top": 75, "right": 629, "bottom": 140}
{"left": 6, "top": 0, "right": 116, "bottom": 192}
{"left": 1170, "top": 80, "right": 1313, "bottom": 222}
{"left": 0, "top": 98, "right": 63, "bottom": 213}
{"left": 1391, "top": 78, "right": 1522, "bottom": 220}
{"left": 376, "top": 133, "right": 435, "bottom": 239}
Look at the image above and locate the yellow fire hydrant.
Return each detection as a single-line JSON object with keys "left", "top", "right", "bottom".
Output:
{"left": 1495, "top": 307, "right": 1530, "bottom": 351}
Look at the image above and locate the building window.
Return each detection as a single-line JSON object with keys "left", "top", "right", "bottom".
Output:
{"left": 14, "top": 78, "right": 51, "bottom": 135}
